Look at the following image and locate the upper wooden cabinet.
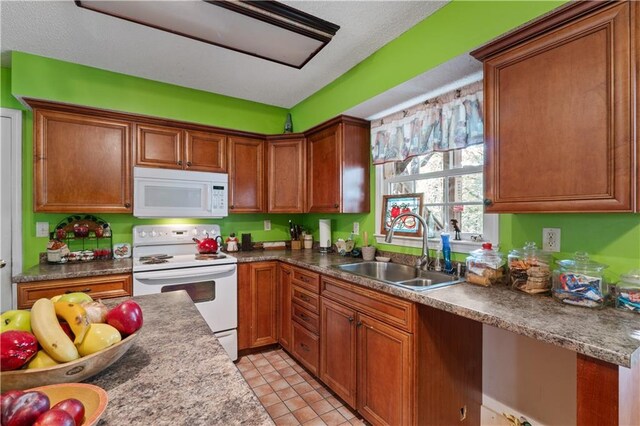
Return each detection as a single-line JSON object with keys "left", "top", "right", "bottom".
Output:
{"left": 306, "top": 116, "right": 370, "bottom": 213}
{"left": 228, "top": 136, "right": 266, "bottom": 213}
{"left": 471, "top": 1, "right": 637, "bottom": 213}
{"left": 267, "top": 135, "right": 306, "bottom": 213}
{"left": 136, "top": 124, "right": 227, "bottom": 173}
{"left": 33, "top": 106, "right": 132, "bottom": 213}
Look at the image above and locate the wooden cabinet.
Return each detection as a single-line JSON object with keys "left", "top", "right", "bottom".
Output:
{"left": 17, "top": 274, "right": 132, "bottom": 309}
{"left": 306, "top": 116, "right": 370, "bottom": 213}
{"left": 228, "top": 136, "right": 266, "bottom": 213}
{"left": 136, "top": 125, "right": 227, "bottom": 172}
{"left": 267, "top": 135, "right": 306, "bottom": 213}
{"left": 471, "top": 1, "right": 637, "bottom": 212}
{"left": 292, "top": 321, "right": 319, "bottom": 375}
{"left": 33, "top": 106, "right": 132, "bottom": 213}
{"left": 277, "top": 264, "right": 293, "bottom": 352}
{"left": 238, "top": 262, "right": 277, "bottom": 350}
{"left": 288, "top": 266, "right": 321, "bottom": 373}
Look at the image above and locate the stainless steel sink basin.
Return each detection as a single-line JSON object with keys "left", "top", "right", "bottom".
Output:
{"left": 333, "top": 261, "right": 463, "bottom": 291}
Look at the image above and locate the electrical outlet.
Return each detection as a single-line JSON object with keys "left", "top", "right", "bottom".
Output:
{"left": 264, "top": 220, "right": 271, "bottom": 231}
{"left": 353, "top": 222, "right": 360, "bottom": 235}
{"left": 36, "top": 222, "right": 50, "bottom": 238}
{"left": 542, "top": 228, "right": 561, "bottom": 252}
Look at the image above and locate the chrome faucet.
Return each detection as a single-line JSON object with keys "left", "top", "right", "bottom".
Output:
{"left": 385, "top": 211, "right": 431, "bottom": 270}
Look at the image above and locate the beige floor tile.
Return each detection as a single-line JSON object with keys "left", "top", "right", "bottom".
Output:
{"left": 247, "top": 376, "right": 267, "bottom": 388}
{"left": 276, "top": 386, "right": 298, "bottom": 401}
{"left": 348, "top": 418, "right": 366, "bottom": 426}
{"left": 259, "top": 392, "right": 282, "bottom": 407}
{"left": 258, "top": 364, "right": 277, "bottom": 374}
{"left": 284, "top": 395, "right": 308, "bottom": 412}
{"left": 320, "top": 410, "right": 347, "bottom": 426}
{"left": 237, "top": 362, "right": 253, "bottom": 372}
{"left": 253, "top": 384, "right": 274, "bottom": 397}
{"left": 300, "top": 390, "right": 323, "bottom": 404}
{"left": 263, "top": 371, "right": 284, "bottom": 382}
{"left": 292, "top": 406, "right": 318, "bottom": 424}
{"left": 248, "top": 353, "right": 264, "bottom": 362}
{"left": 317, "top": 387, "right": 332, "bottom": 398}
{"left": 336, "top": 406, "right": 355, "bottom": 420}
{"left": 274, "top": 413, "right": 300, "bottom": 426}
{"left": 303, "top": 418, "right": 327, "bottom": 426}
{"left": 271, "top": 379, "right": 291, "bottom": 392}
{"left": 293, "top": 382, "right": 314, "bottom": 395}
{"left": 267, "top": 402, "right": 290, "bottom": 419}
{"left": 278, "top": 366, "right": 297, "bottom": 377}
{"left": 273, "top": 360, "right": 290, "bottom": 370}
{"left": 310, "top": 399, "right": 334, "bottom": 416}
{"left": 285, "top": 373, "right": 305, "bottom": 386}
{"left": 253, "top": 357, "right": 270, "bottom": 367}
{"left": 326, "top": 396, "right": 342, "bottom": 409}
{"left": 243, "top": 368, "right": 261, "bottom": 379}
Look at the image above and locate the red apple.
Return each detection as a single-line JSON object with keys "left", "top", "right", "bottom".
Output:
{"left": 1, "top": 390, "right": 24, "bottom": 425}
{"left": 33, "top": 409, "right": 75, "bottom": 426}
{"left": 52, "top": 398, "right": 85, "bottom": 426}
{"left": 3, "top": 391, "right": 50, "bottom": 426}
{"left": 1, "top": 331, "right": 38, "bottom": 371}
{"left": 59, "top": 323, "right": 74, "bottom": 341}
{"left": 106, "top": 300, "right": 143, "bottom": 335}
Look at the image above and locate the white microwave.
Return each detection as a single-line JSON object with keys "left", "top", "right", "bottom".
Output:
{"left": 133, "top": 167, "right": 228, "bottom": 218}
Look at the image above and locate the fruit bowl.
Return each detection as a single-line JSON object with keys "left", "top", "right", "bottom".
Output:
{"left": 0, "top": 331, "right": 139, "bottom": 392}
{"left": 31, "top": 383, "right": 108, "bottom": 426}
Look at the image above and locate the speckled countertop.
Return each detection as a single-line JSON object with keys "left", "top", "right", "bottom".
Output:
{"left": 230, "top": 250, "right": 640, "bottom": 368}
{"left": 13, "top": 259, "right": 133, "bottom": 283}
{"left": 87, "top": 291, "right": 273, "bottom": 426}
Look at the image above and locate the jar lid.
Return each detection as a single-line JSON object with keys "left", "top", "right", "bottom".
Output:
{"left": 620, "top": 269, "right": 640, "bottom": 286}
{"left": 556, "top": 252, "right": 608, "bottom": 272}
{"left": 470, "top": 242, "right": 505, "bottom": 268}
{"left": 509, "top": 241, "right": 551, "bottom": 258}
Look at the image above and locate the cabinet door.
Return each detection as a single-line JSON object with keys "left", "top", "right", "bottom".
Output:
{"left": 482, "top": 2, "right": 634, "bottom": 212}
{"left": 320, "top": 297, "right": 357, "bottom": 408}
{"left": 267, "top": 137, "right": 306, "bottom": 213}
{"left": 307, "top": 124, "right": 341, "bottom": 212}
{"left": 228, "top": 136, "right": 265, "bottom": 213}
{"left": 34, "top": 109, "right": 132, "bottom": 213}
{"left": 135, "top": 123, "right": 183, "bottom": 169}
{"left": 277, "top": 264, "right": 293, "bottom": 352}
{"left": 357, "top": 313, "right": 413, "bottom": 426}
{"left": 250, "top": 262, "right": 278, "bottom": 347}
{"left": 184, "top": 130, "right": 227, "bottom": 173}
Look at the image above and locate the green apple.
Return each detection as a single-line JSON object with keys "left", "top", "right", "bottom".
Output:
{"left": 58, "top": 292, "right": 93, "bottom": 304}
{"left": 0, "top": 310, "right": 32, "bottom": 333}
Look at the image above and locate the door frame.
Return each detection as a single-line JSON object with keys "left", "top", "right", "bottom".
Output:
{"left": 1, "top": 108, "right": 23, "bottom": 279}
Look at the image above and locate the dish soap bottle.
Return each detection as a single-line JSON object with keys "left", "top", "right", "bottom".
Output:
{"left": 441, "top": 232, "right": 452, "bottom": 272}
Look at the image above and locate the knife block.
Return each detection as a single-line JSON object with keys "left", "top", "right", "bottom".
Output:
{"left": 291, "top": 240, "right": 302, "bottom": 250}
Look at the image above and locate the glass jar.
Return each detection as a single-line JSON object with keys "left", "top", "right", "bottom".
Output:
{"left": 552, "top": 252, "right": 607, "bottom": 308}
{"left": 466, "top": 243, "right": 505, "bottom": 287}
{"left": 614, "top": 270, "right": 640, "bottom": 313}
{"left": 508, "top": 242, "right": 553, "bottom": 295}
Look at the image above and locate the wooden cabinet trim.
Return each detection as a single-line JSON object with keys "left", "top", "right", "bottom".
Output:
{"left": 267, "top": 137, "right": 306, "bottom": 213}
{"left": 292, "top": 285, "right": 319, "bottom": 313}
{"left": 184, "top": 130, "right": 227, "bottom": 173}
{"left": 292, "top": 303, "right": 319, "bottom": 334}
{"left": 17, "top": 274, "right": 132, "bottom": 309}
{"left": 135, "top": 123, "right": 183, "bottom": 169}
{"left": 292, "top": 321, "right": 319, "bottom": 375}
{"left": 307, "top": 123, "right": 342, "bottom": 213}
{"left": 228, "top": 136, "right": 266, "bottom": 213}
{"left": 277, "top": 264, "right": 293, "bottom": 351}
{"left": 321, "top": 276, "right": 415, "bottom": 333}
{"left": 249, "top": 262, "right": 278, "bottom": 347}
{"left": 291, "top": 267, "right": 320, "bottom": 293}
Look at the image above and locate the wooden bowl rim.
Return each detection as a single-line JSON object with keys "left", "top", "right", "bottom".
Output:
{"left": 31, "top": 382, "right": 108, "bottom": 426}
{"left": 1, "top": 329, "right": 139, "bottom": 377}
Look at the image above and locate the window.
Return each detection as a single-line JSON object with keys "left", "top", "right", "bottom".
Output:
{"left": 376, "top": 144, "right": 498, "bottom": 252}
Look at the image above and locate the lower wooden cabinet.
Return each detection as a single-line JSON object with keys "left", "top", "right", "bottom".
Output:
{"left": 277, "top": 264, "right": 293, "bottom": 352}
{"left": 238, "top": 262, "right": 278, "bottom": 350}
{"left": 292, "top": 321, "right": 319, "bottom": 375}
{"left": 17, "top": 274, "right": 132, "bottom": 309}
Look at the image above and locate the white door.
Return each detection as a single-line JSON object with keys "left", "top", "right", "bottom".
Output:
{"left": 1, "top": 108, "right": 22, "bottom": 311}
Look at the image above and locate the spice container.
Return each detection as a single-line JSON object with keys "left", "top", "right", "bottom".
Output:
{"left": 614, "top": 270, "right": 640, "bottom": 313}
{"left": 552, "top": 252, "right": 607, "bottom": 308}
{"left": 508, "top": 242, "right": 553, "bottom": 295}
{"left": 465, "top": 243, "right": 505, "bottom": 287}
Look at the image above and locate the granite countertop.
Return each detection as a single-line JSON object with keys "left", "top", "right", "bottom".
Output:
{"left": 231, "top": 250, "right": 640, "bottom": 368}
{"left": 13, "top": 259, "right": 133, "bottom": 283}
{"left": 87, "top": 291, "right": 272, "bottom": 426}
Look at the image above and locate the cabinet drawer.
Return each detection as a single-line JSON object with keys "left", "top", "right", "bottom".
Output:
{"left": 292, "top": 267, "right": 320, "bottom": 293}
{"left": 292, "top": 322, "right": 319, "bottom": 375}
{"left": 292, "top": 285, "right": 319, "bottom": 313}
{"left": 17, "top": 274, "right": 132, "bottom": 309}
{"left": 292, "top": 303, "right": 319, "bottom": 334}
{"left": 321, "top": 276, "right": 415, "bottom": 333}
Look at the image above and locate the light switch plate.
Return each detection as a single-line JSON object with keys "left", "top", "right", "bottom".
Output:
{"left": 542, "top": 228, "right": 561, "bottom": 252}
{"left": 264, "top": 220, "right": 271, "bottom": 231}
{"left": 353, "top": 222, "right": 360, "bottom": 235}
{"left": 36, "top": 222, "right": 50, "bottom": 238}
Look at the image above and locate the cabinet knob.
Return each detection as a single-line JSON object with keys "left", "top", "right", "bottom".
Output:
{"left": 483, "top": 198, "right": 493, "bottom": 206}
{"left": 124, "top": 202, "right": 131, "bottom": 208}
{"left": 348, "top": 317, "right": 354, "bottom": 323}
{"left": 300, "top": 342, "right": 310, "bottom": 352}
{"left": 186, "top": 161, "right": 192, "bottom": 167}
{"left": 177, "top": 160, "right": 183, "bottom": 166}
{"left": 230, "top": 205, "right": 235, "bottom": 209}
{"left": 333, "top": 203, "right": 339, "bottom": 208}
{"left": 356, "top": 321, "right": 363, "bottom": 327}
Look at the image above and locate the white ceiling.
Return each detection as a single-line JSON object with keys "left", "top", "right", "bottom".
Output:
{"left": 0, "top": 0, "right": 449, "bottom": 108}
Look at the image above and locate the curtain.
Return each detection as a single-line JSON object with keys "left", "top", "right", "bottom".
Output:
{"left": 371, "top": 81, "right": 484, "bottom": 165}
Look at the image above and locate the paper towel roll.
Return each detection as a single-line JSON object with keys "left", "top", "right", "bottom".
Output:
{"left": 319, "top": 219, "right": 332, "bottom": 249}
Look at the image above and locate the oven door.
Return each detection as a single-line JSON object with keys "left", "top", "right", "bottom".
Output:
{"left": 133, "top": 264, "right": 237, "bottom": 332}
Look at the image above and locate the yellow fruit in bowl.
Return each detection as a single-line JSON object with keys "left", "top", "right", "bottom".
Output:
{"left": 76, "top": 323, "right": 121, "bottom": 356}
{"left": 26, "top": 350, "right": 60, "bottom": 369}
{"left": 50, "top": 295, "right": 63, "bottom": 303}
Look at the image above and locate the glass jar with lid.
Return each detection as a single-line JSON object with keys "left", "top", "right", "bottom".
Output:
{"left": 552, "top": 252, "right": 607, "bottom": 308}
{"left": 614, "top": 270, "right": 640, "bottom": 313}
{"left": 508, "top": 242, "right": 553, "bottom": 295}
{"left": 466, "top": 243, "right": 505, "bottom": 287}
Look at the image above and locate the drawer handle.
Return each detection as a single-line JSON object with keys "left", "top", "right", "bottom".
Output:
{"left": 333, "top": 203, "right": 339, "bottom": 208}
{"left": 300, "top": 295, "right": 311, "bottom": 302}
{"left": 299, "top": 313, "right": 309, "bottom": 321}
{"left": 65, "top": 288, "right": 91, "bottom": 294}
{"left": 124, "top": 202, "right": 131, "bottom": 208}
{"left": 357, "top": 320, "right": 363, "bottom": 328}
{"left": 300, "top": 342, "right": 310, "bottom": 352}
{"left": 186, "top": 161, "right": 192, "bottom": 167}
{"left": 177, "top": 160, "right": 183, "bottom": 166}
{"left": 302, "top": 277, "right": 309, "bottom": 283}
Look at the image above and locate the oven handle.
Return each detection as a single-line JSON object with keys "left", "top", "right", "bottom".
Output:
{"left": 134, "top": 265, "right": 236, "bottom": 280}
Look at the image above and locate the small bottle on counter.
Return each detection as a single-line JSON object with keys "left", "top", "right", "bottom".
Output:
{"left": 508, "top": 242, "right": 553, "bottom": 295}
{"left": 465, "top": 243, "right": 505, "bottom": 287}
{"left": 552, "top": 252, "right": 607, "bottom": 309}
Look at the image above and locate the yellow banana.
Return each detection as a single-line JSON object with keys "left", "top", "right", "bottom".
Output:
{"left": 54, "top": 301, "right": 90, "bottom": 344}
{"left": 31, "top": 298, "right": 79, "bottom": 362}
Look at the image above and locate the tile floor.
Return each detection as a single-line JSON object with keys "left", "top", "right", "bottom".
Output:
{"left": 236, "top": 348, "right": 366, "bottom": 426}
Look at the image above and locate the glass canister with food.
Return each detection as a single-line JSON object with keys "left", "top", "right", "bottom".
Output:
{"left": 552, "top": 252, "right": 607, "bottom": 308}
{"left": 466, "top": 243, "right": 505, "bottom": 287}
{"left": 508, "top": 242, "right": 553, "bottom": 295}
{"left": 614, "top": 270, "right": 640, "bottom": 313}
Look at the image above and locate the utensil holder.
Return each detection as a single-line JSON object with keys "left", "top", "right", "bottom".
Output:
{"left": 362, "top": 246, "right": 376, "bottom": 261}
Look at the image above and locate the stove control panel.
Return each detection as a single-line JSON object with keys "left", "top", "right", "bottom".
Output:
{"left": 133, "top": 224, "right": 222, "bottom": 246}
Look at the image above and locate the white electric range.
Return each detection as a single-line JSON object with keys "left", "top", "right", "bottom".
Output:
{"left": 132, "top": 224, "right": 238, "bottom": 360}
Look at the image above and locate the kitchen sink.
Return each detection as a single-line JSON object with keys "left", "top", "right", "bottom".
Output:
{"left": 333, "top": 261, "right": 464, "bottom": 291}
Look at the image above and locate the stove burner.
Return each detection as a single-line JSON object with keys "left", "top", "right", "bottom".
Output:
{"left": 139, "top": 254, "right": 173, "bottom": 262}
{"left": 141, "top": 258, "right": 170, "bottom": 265}
{"left": 195, "top": 253, "right": 226, "bottom": 260}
